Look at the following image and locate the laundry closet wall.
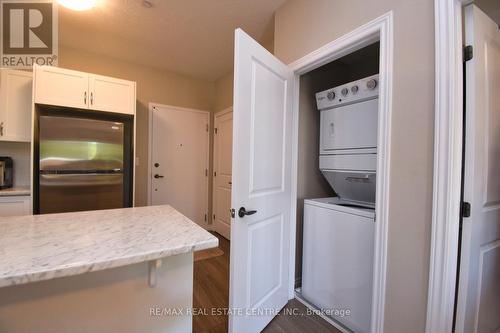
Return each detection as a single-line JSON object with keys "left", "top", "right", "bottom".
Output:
{"left": 274, "top": 1, "right": 435, "bottom": 332}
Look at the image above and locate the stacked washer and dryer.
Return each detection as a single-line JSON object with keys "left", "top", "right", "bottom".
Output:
{"left": 301, "top": 74, "right": 379, "bottom": 333}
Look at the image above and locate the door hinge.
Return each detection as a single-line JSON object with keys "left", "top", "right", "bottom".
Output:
{"left": 461, "top": 201, "right": 471, "bottom": 218}
{"left": 230, "top": 209, "right": 235, "bottom": 218}
{"left": 213, "top": 214, "right": 216, "bottom": 220}
{"left": 215, "top": 128, "right": 218, "bottom": 134}
{"left": 214, "top": 171, "right": 217, "bottom": 177}
{"left": 206, "top": 124, "right": 209, "bottom": 132}
{"left": 204, "top": 214, "right": 207, "bottom": 222}
{"left": 464, "top": 45, "right": 473, "bottom": 62}
{"left": 205, "top": 168, "right": 208, "bottom": 177}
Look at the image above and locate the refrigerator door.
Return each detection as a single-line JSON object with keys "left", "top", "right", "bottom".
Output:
{"left": 38, "top": 115, "right": 126, "bottom": 214}
{"left": 39, "top": 173, "right": 123, "bottom": 214}
{"left": 39, "top": 115, "right": 124, "bottom": 172}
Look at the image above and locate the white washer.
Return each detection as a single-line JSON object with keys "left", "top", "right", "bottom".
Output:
{"left": 302, "top": 198, "right": 374, "bottom": 333}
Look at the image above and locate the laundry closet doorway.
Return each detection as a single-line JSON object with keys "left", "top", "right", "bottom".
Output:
{"left": 227, "top": 12, "right": 393, "bottom": 332}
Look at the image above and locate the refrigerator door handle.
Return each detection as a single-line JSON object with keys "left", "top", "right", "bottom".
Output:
{"left": 40, "top": 173, "right": 123, "bottom": 187}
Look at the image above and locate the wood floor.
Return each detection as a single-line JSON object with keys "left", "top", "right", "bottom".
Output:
{"left": 193, "top": 233, "right": 342, "bottom": 333}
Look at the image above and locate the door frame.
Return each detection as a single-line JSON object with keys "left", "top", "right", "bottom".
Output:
{"left": 147, "top": 103, "right": 210, "bottom": 225}
{"left": 425, "top": 1, "right": 470, "bottom": 332}
{"left": 287, "top": 12, "right": 393, "bottom": 333}
{"left": 212, "top": 107, "right": 233, "bottom": 238}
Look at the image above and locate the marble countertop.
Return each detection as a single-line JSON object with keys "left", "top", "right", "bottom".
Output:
{"left": 0, "top": 186, "right": 31, "bottom": 196}
{"left": 0, "top": 205, "right": 218, "bottom": 288}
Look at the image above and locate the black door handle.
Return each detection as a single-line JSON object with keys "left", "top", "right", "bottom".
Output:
{"left": 154, "top": 174, "right": 164, "bottom": 179}
{"left": 238, "top": 207, "right": 257, "bottom": 218}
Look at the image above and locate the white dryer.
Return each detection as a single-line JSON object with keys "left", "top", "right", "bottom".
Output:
{"left": 317, "top": 74, "right": 379, "bottom": 206}
{"left": 301, "top": 75, "right": 379, "bottom": 333}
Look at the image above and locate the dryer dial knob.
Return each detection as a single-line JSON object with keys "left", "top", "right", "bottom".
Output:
{"left": 366, "top": 79, "right": 378, "bottom": 90}
{"left": 341, "top": 88, "right": 349, "bottom": 96}
{"left": 327, "top": 91, "right": 335, "bottom": 100}
{"left": 351, "top": 85, "right": 359, "bottom": 94}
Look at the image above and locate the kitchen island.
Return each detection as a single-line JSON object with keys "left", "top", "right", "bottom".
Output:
{"left": 0, "top": 205, "right": 218, "bottom": 333}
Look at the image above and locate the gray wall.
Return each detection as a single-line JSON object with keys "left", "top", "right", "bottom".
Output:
{"left": 275, "top": 1, "right": 435, "bottom": 332}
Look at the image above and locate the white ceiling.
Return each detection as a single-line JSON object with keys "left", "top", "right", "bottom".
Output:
{"left": 59, "top": 0, "right": 285, "bottom": 81}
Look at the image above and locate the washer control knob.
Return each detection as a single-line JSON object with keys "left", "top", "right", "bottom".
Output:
{"left": 351, "top": 85, "right": 359, "bottom": 94}
{"left": 327, "top": 91, "right": 335, "bottom": 100}
{"left": 341, "top": 88, "right": 349, "bottom": 96}
{"left": 366, "top": 79, "right": 378, "bottom": 90}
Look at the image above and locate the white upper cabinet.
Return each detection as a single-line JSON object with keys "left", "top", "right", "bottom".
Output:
{"left": 33, "top": 65, "right": 136, "bottom": 115}
{"left": 34, "top": 65, "right": 89, "bottom": 109}
{"left": 0, "top": 69, "right": 33, "bottom": 142}
{"left": 89, "top": 74, "right": 136, "bottom": 115}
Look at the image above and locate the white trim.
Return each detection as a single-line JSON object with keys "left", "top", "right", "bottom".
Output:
{"left": 147, "top": 103, "right": 211, "bottom": 227}
{"left": 215, "top": 106, "right": 233, "bottom": 116}
{"left": 425, "top": 1, "right": 465, "bottom": 332}
{"left": 287, "top": 11, "right": 394, "bottom": 333}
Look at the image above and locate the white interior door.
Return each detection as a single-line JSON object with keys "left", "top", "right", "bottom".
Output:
{"left": 229, "top": 29, "right": 294, "bottom": 333}
{"left": 150, "top": 105, "right": 209, "bottom": 227}
{"left": 456, "top": 5, "right": 500, "bottom": 333}
{"left": 213, "top": 109, "right": 233, "bottom": 239}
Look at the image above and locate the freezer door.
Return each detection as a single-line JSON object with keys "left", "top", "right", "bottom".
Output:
{"left": 39, "top": 173, "right": 123, "bottom": 214}
{"left": 39, "top": 115, "right": 124, "bottom": 171}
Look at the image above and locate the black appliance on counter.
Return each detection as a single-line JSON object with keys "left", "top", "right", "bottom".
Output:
{"left": 33, "top": 105, "right": 134, "bottom": 214}
{"left": 0, "top": 157, "right": 13, "bottom": 189}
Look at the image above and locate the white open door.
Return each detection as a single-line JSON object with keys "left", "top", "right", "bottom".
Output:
{"left": 229, "top": 29, "right": 294, "bottom": 333}
{"left": 456, "top": 5, "right": 500, "bottom": 333}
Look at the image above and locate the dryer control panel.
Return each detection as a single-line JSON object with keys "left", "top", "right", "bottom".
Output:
{"left": 316, "top": 74, "right": 379, "bottom": 110}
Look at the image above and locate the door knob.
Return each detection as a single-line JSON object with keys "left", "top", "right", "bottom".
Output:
{"left": 154, "top": 174, "right": 164, "bottom": 179}
{"left": 238, "top": 207, "right": 257, "bottom": 218}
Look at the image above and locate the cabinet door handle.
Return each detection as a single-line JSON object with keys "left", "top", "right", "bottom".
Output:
{"left": 90, "top": 92, "right": 93, "bottom": 105}
{"left": 84, "top": 91, "right": 87, "bottom": 105}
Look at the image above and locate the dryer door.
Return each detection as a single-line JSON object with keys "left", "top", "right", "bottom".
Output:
{"left": 320, "top": 98, "right": 378, "bottom": 153}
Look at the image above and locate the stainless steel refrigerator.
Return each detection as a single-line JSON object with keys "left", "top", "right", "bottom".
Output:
{"left": 35, "top": 109, "right": 133, "bottom": 214}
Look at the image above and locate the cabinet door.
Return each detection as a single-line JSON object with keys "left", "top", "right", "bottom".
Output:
{"left": 0, "top": 69, "right": 33, "bottom": 142}
{"left": 34, "top": 65, "right": 89, "bottom": 109}
{"left": 89, "top": 74, "right": 135, "bottom": 114}
{"left": 0, "top": 196, "right": 31, "bottom": 216}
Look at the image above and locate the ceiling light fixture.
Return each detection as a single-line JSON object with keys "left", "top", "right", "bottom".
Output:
{"left": 58, "top": 0, "right": 97, "bottom": 11}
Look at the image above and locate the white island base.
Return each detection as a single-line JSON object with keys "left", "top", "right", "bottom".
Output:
{"left": 0, "top": 205, "right": 218, "bottom": 333}
{"left": 0, "top": 252, "right": 194, "bottom": 333}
